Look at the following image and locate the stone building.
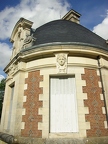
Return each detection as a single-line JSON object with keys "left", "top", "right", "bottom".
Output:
{"left": 0, "top": 9, "right": 108, "bottom": 144}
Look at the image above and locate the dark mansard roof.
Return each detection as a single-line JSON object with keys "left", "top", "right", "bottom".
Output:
{"left": 32, "top": 19, "right": 108, "bottom": 50}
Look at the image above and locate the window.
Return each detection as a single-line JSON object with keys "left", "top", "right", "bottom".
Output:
{"left": 7, "top": 85, "right": 14, "bottom": 130}
{"left": 50, "top": 76, "right": 78, "bottom": 133}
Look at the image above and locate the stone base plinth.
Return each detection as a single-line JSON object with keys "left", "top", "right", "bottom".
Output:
{"left": 10, "top": 137, "right": 108, "bottom": 144}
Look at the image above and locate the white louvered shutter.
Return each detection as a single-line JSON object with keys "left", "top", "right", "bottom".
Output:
{"left": 50, "top": 76, "right": 78, "bottom": 132}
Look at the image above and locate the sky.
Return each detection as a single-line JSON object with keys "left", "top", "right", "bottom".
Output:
{"left": 0, "top": 0, "right": 108, "bottom": 81}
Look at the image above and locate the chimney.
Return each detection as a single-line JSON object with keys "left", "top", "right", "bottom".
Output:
{"left": 62, "top": 9, "right": 81, "bottom": 24}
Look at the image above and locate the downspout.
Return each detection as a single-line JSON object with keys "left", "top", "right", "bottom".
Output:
{"left": 97, "top": 56, "right": 108, "bottom": 127}
{"left": 0, "top": 132, "right": 18, "bottom": 144}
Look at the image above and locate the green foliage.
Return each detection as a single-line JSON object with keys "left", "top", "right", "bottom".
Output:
{"left": 0, "top": 78, "right": 6, "bottom": 119}
{"left": 0, "top": 79, "right": 6, "bottom": 90}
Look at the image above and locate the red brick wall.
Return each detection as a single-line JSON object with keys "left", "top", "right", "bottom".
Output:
{"left": 21, "top": 70, "right": 43, "bottom": 137}
{"left": 82, "top": 68, "right": 108, "bottom": 137}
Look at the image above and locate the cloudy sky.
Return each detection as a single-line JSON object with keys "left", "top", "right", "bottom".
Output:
{"left": 0, "top": 0, "right": 108, "bottom": 81}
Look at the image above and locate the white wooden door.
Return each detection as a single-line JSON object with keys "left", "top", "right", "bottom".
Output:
{"left": 50, "top": 76, "right": 78, "bottom": 133}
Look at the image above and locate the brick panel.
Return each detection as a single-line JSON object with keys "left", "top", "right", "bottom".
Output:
{"left": 82, "top": 68, "right": 108, "bottom": 137}
{"left": 21, "top": 70, "right": 43, "bottom": 137}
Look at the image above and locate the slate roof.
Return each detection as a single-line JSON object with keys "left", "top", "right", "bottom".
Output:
{"left": 33, "top": 20, "right": 108, "bottom": 49}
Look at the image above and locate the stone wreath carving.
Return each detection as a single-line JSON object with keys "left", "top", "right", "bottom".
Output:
{"left": 56, "top": 53, "right": 67, "bottom": 73}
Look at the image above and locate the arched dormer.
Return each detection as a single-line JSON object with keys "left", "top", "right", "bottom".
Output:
{"left": 10, "top": 18, "right": 33, "bottom": 59}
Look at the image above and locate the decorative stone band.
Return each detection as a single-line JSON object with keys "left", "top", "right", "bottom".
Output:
{"left": 82, "top": 68, "right": 108, "bottom": 137}
{"left": 21, "top": 70, "right": 43, "bottom": 137}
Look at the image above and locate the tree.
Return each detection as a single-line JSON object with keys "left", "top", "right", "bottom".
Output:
{"left": 0, "top": 79, "right": 6, "bottom": 119}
